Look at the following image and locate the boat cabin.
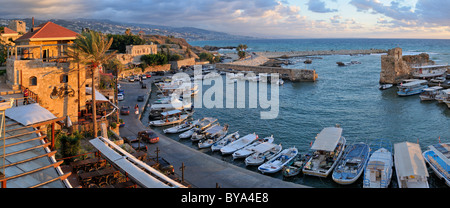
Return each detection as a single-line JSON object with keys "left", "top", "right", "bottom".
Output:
{"left": 412, "top": 65, "right": 448, "bottom": 79}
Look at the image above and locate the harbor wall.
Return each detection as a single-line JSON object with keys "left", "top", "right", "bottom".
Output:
{"left": 255, "top": 49, "right": 387, "bottom": 58}
{"left": 215, "top": 63, "right": 317, "bottom": 82}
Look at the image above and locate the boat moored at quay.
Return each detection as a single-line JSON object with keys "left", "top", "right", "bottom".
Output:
{"left": 423, "top": 143, "right": 450, "bottom": 187}
{"left": 302, "top": 126, "right": 346, "bottom": 178}
{"left": 397, "top": 80, "right": 428, "bottom": 96}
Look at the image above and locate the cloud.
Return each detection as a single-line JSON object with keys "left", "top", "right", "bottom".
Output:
{"left": 307, "top": 0, "right": 338, "bottom": 13}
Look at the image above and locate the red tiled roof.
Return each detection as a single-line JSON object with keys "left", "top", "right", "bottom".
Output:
{"left": 15, "top": 21, "right": 78, "bottom": 42}
{"left": 1, "top": 27, "right": 17, "bottom": 34}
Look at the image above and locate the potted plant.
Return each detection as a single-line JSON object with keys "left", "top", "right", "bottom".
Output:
{"left": 119, "top": 118, "right": 125, "bottom": 127}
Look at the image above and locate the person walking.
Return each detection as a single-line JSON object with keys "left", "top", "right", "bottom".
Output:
{"left": 134, "top": 104, "right": 139, "bottom": 116}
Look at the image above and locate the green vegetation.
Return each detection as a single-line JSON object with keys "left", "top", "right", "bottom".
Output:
{"left": 107, "top": 34, "right": 145, "bottom": 53}
{"left": 198, "top": 52, "right": 220, "bottom": 63}
{"left": 57, "top": 132, "right": 83, "bottom": 162}
{"left": 140, "top": 53, "right": 168, "bottom": 66}
{"left": 236, "top": 44, "right": 248, "bottom": 59}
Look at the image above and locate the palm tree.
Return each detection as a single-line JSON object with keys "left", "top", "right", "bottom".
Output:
{"left": 67, "top": 30, "right": 116, "bottom": 137}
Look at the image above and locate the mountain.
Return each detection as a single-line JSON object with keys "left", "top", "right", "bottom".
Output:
{"left": 0, "top": 18, "right": 255, "bottom": 41}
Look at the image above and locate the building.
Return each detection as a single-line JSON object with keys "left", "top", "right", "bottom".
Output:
{"left": 116, "top": 44, "right": 157, "bottom": 66}
{"left": 0, "top": 27, "right": 20, "bottom": 46}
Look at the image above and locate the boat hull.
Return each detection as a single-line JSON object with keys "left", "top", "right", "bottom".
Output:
{"left": 423, "top": 150, "right": 450, "bottom": 187}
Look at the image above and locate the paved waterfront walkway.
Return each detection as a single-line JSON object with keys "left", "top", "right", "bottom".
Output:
{"left": 118, "top": 77, "right": 308, "bottom": 188}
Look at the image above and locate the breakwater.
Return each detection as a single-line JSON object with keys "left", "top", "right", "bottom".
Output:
{"left": 215, "top": 63, "right": 317, "bottom": 82}
{"left": 255, "top": 49, "right": 387, "bottom": 58}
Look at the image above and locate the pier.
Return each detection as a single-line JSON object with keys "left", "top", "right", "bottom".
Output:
{"left": 118, "top": 77, "right": 308, "bottom": 188}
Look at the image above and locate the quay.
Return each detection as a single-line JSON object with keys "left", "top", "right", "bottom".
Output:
{"left": 118, "top": 76, "right": 309, "bottom": 188}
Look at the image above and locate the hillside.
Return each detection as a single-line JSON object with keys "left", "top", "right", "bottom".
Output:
{"left": 0, "top": 18, "right": 254, "bottom": 41}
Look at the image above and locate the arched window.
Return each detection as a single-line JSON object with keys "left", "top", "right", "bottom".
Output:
{"left": 29, "top": 76, "right": 37, "bottom": 86}
{"left": 60, "top": 74, "right": 69, "bottom": 83}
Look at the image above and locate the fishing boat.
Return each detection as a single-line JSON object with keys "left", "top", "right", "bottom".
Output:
{"left": 282, "top": 154, "right": 311, "bottom": 177}
{"left": 191, "top": 123, "right": 220, "bottom": 142}
{"left": 197, "top": 124, "right": 229, "bottom": 149}
{"left": 245, "top": 144, "right": 283, "bottom": 166}
{"left": 363, "top": 139, "right": 393, "bottom": 188}
{"left": 163, "top": 119, "right": 199, "bottom": 134}
{"left": 232, "top": 136, "right": 274, "bottom": 159}
{"left": 396, "top": 80, "right": 428, "bottom": 96}
{"left": 444, "top": 97, "right": 450, "bottom": 109}
{"left": 220, "top": 133, "right": 258, "bottom": 155}
{"left": 419, "top": 86, "right": 443, "bottom": 101}
{"left": 435, "top": 89, "right": 450, "bottom": 103}
{"left": 411, "top": 65, "right": 447, "bottom": 79}
{"left": 211, "top": 131, "right": 240, "bottom": 152}
{"left": 332, "top": 142, "right": 370, "bottom": 185}
{"left": 379, "top": 84, "right": 393, "bottom": 90}
{"left": 179, "top": 117, "right": 217, "bottom": 139}
{"left": 394, "top": 142, "right": 429, "bottom": 188}
{"left": 258, "top": 147, "right": 299, "bottom": 174}
{"left": 302, "top": 126, "right": 346, "bottom": 178}
{"left": 423, "top": 143, "right": 450, "bottom": 187}
{"left": 148, "top": 110, "right": 190, "bottom": 127}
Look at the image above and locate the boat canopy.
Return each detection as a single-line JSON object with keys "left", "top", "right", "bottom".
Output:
{"left": 394, "top": 142, "right": 429, "bottom": 178}
{"left": 160, "top": 109, "right": 182, "bottom": 117}
{"left": 411, "top": 64, "right": 449, "bottom": 69}
{"left": 311, "top": 127, "right": 343, "bottom": 151}
{"left": 204, "top": 125, "right": 225, "bottom": 134}
{"left": 423, "top": 86, "right": 443, "bottom": 91}
{"left": 400, "top": 80, "right": 428, "bottom": 87}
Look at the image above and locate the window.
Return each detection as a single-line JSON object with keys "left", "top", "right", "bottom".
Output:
{"left": 60, "top": 75, "right": 69, "bottom": 83}
{"left": 29, "top": 76, "right": 37, "bottom": 86}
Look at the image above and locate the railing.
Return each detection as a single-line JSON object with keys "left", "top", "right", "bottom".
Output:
{"left": 19, "top": 86, "right": 39, "bottom": 104}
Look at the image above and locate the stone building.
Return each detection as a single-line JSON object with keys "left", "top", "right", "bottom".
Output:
{"left": 8, "top": 20, "right": 26, "bottom": 34}
{"left": 0, "top": 27, "right": 21, "bottom": 46}
{"left": 116, "top": 44, "right": 158, "bottom": 65}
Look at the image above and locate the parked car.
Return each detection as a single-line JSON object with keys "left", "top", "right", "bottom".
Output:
{"left": 117, "top": 93, "right": 124, "bottom": 101}
{"left": 138, "top": 130, "right": 159, "bottom": 143}
{"left": 137, "top": 95, "right": 144, "bottom": 102}
{"left": 128, "top": 76, "right": 135, "bottom": 82}
{"left": 120, "top": 106, "right": 130, "bottom": 115}
{"left": 141, "top": 75, "right": 147, "bottom": 80}
{"left": 118, "top": 88, "right": 124, "bottom": 94}
{"left": 145, "top": 73, "right": 152, "bottom": 78}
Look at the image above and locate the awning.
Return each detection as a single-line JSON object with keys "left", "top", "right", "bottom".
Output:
{"left": 394, "top": 142, "right": 429, "bottom": 178}
{"left": 6, "top": 103, "right": 57, "bottom": 126}
{"left": 311, "top": 127, "right": 343, "bottom": 151}
{"left": 86, "top": 87, "right": 109, "bottom": 102}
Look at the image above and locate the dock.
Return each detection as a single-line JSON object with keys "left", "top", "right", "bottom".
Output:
{"left": 118, "top": 77, "right": 309, "bottom": 188}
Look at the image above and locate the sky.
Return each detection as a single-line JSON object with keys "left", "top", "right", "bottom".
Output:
{"left": 0, "top": 0, "right": 449, "bottom": 39}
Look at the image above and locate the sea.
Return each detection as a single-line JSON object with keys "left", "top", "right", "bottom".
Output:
{"left": 143, "top": 39, "right": 450, "bottom": 188}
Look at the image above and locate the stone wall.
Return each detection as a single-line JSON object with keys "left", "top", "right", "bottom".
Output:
{"left": 170, "top": 57, "right": 196, "bottom": 70}
{"left": 215, "top": 63, "right": 317, "bottom": 82}
{"left": 119, "top": 64, "right": 171, "bottom": 78}
{"left": 380, "top": 47, "right": 434, "bottom": 84}
{"left": 7, "top": 59, "right": 87, "bottom": 123}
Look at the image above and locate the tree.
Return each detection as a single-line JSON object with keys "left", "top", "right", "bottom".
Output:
{"left": 67, "top": 30, "right": 117, "bottom": 137}
{"left": 236, "top": 44, "right": 248, "bottom": 59}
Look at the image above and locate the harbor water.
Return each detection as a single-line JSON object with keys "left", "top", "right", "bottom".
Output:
{"left": 143, "top": 39, "right": 450, "bottom": 188}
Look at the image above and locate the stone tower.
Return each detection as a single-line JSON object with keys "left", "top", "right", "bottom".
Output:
{"left": 380, "top": 47, "right": 410, "bottom": 84}
{"left": 8, "top": 20, "right": 26, "bottom": 34}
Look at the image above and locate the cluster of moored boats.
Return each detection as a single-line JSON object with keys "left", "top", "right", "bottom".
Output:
{"left": 380, "top": 76, "right": 450, "bottom": 109}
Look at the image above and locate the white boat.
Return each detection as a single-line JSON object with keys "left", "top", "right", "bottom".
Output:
{"left": 444, "top": 97, "right": 450, "bottom": 109}
{"left": 178, "top": 117, "right": 217, "bottom": 139}
{"left": 163, "top": 119, "right": 199, "bottom": 134}
{"left": 220, "top": 133, "right": 258, "bottom": 155}
{"left": 232, "top": 136, "right": 274, "bottom": 159}
{"left": 302, "top": 126, "right": 346, "bottom": 178}
{"left": 332, "top": 142, "right": 370, "bottom": 185}
{"left": 412, "top": 65, "right": 447, "bottom": 79}
{"left": 211, "top": 131, "right": 240, "bottom": 152}
{"left": 245, "top": 144, "right": 282, "bottom": 166}
{"left": 419, "top": 86, "right": 443, "bottom": 101}
{"left": 423, "top": 143, "right": 450, "bottom": 187}
{"left": 150, "top": 99, "right": 192, "bottom": 111}
{"left": 191, "top": 123, "right": 220, "bottom": 142}
{"left": 394, "top": 142, "right": 429, "bottom": 188}
{"left": 149, "top": 110, "right": 190, "bottom": 127}
{"left": 435, "top": 89, "right": 450, "bottom": 103}
{"left": 363, "top": 139, "right": 393, "bottom": 188}
{"left": 258, "top": 147, "right": 299, "bottom": 174}
{"left": 379, "top": 84, "right": 393, "bottom": 90}
{"left": 397, "top": 80, "right": 428, "bottom": 96}
{"left": 197, "top": 124, "right": 229, "bottom": 149}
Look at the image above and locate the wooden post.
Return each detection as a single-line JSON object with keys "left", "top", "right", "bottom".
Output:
{"left": 180, "top": 162, "right": 185, "bottom": 183}
{"left": 155, "top": 147, "right": 160, "bottom": 164}
{"left": 51, "top": 122, "right": 55, "bottom": 150}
